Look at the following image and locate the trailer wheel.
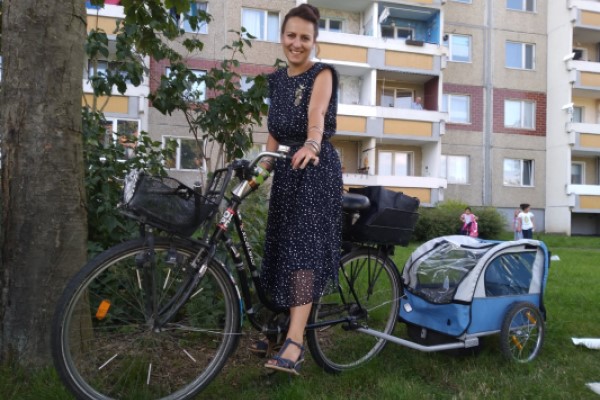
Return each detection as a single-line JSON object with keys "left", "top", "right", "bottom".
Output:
{"left": 499, "top": 302, "right": 544, "bottom": 363}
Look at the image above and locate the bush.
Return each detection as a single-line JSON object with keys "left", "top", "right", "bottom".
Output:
{"left": 412, "top": 200, "right": 504, "bottom": 242}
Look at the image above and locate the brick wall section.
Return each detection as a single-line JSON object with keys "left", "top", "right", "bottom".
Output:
{"left": 493, "top": 88, "right": 547, "bottom": 137}
{"left": 149, "top": 58, "right": 276, "bottom": 99}
{"left": 443, "top": 83, "right": 484, "bottom": 132}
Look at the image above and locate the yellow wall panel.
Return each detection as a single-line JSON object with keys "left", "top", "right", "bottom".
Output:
{"left": 385, "top": 51, "right": 433, "bottom": 70}
{"left": 580, "top": 133, "right": 600, "bottom": 148}
{"left": 383, "top": 119, "right": 432, "bottom": 137}
{"left": 318, "top": 43, "right": 368, "bottom": 63}
{"left": 83, "top": 94, "right": 129, "bottom": 114}
{"left": 579, "top": 195, "right": 600, "bottom": 209}
{"left": 338, "top": 116, "right": 367, "bottom": 133}
{"left": 87, "top": 15, "right": 118, "bottom": 33}
{"left": 581, "top": 11, "right": 600, "bottom": 27}
{"left": 580, "top": 72, "right": 600, "bottom": 87}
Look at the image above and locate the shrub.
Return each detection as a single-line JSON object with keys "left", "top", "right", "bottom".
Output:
{"left": 412, "top": 200, "right": 504, "bottom": 242}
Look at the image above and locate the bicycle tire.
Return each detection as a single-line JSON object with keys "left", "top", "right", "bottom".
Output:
{"left": 52, "top": 237, "right": 241, "bottom": 400}
{"left": 499, "top": 301, "right": 544, "bottom": 363}
{"left": 306, "top": 247, "right": 402, "bottom": 373}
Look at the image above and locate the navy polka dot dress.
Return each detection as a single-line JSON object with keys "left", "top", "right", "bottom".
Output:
{"left": 261, "top": 62, "right": 343, "bottom": 309}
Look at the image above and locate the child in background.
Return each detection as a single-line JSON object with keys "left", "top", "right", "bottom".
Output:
{"left": 517, "top": 203, "right": 535, "bottom": 239}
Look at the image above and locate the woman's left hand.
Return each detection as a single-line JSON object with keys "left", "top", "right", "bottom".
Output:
{"left": 291, "top": 146, "right": 319, "bottom": 169}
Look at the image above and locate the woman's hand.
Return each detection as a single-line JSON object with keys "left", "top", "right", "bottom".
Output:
{"left": 291, "top": 145, "right": 319, "bottom": 169}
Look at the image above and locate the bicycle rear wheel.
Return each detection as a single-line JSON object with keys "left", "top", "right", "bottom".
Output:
{"left": 52, "top": 238, "right": 241, "bottom": 400}
{"left": 306, "top": 247, "right": 402, "bottom": 373}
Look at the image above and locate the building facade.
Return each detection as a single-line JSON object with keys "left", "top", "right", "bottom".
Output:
{"left": 83, "top": 0, "right": 600, "bottom": 235}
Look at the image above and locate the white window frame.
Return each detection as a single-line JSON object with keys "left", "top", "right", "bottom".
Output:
{"left": 503, "top": 158, "right": 534, "bottom": 187}
{"left": 445, "top": 34, "right": 471, "bottom": 62}
{"left": 241, "top": 8, "right": 280, "bottom": 42}
{"left": 442, "top": 94, "right": 471, "bottom": 124}
{"left": 381, "top": 25, "right": 414, "bottom": 40}
{"left": 506, "top": 41, "right": 535, "bottom": 70}
{"left": 571, "top": 161, "right": 585, "bottom": 185}
{"left": 163, "top": 136, "right": 203, "bottom": 171}
{"left": 319, "top": 18, "right": 343, "bottom": 33}
{"left": 377, "top": 151, "right": 414, "bottom": 176}
{"left": 181, "top": 2, "right": 208, "bottom": 34}
{"left": 381, "top": 88, "right": 414, "bottom": 108}
{"left": 452, "top": 0, "right": 472, "bottom": 3}
{"left": 572, "top": 106, "right": 584, "bottom": 123}
{"left": 504, "top": 99, "right": 535, "bottom": 129}
{"left": 441, "top": 155, "right": 469, "bottom": 184}
{"left": 166, "top": 67, "right": 206, "bottom": 102}
{"left": 103, "top": 118, "right": 140, "bottom": 160}
{"left": 507, "top": 0, "right": 536, "bottom": 12}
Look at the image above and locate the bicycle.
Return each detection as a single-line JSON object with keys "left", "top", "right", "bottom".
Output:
{"left": 51, "top": 145, "right": 416, "bottom": 400}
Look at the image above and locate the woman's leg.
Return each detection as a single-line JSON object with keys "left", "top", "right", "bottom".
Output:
{"left": 266, "top": 302, "right": 311, "bottom": 365}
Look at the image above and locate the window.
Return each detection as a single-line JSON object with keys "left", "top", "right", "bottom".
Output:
{"left": 571, "top": 162, "right": 585, "bottom": 184}
{"left": 572, "top": 106, "right": 583, "bottom": 123}
{"left": 88, "top": 60, "right": 132, "bottom": 81}
{"left": 182, "top": 2, "right": 208, "bottom": 34}
{"left": 445, "top": 34, "right": 471, "bottom": 62}
{"left": 377, "top": 151, "right": 413, "bottom": 176}
{"left": 166, "top": 67, "right": 206, "bottom": 102}
{"left": 164, "top": 136, "right": 202, "bottom": 170}
{"left": 319, "top": 18, "right": 342, "bottom": 33}
{"left": 452, "top": 0, "right": 472, "bottom": 3}
{"left": 503, "top": 159, "right": 534, "bottom": 187}
{"left": 381, "top": 25, "right": 414, "bottom": 40}
{"left": 504, "top": 100, "right": 535, "bottom": 129}
{"left": 507, "top": 0, "right": 535, "bottom": 12}
{"left": 442, "top": 94, "right": 470, "bottom": 123}
{"left": 506, "top": 41, "right": 535, "bottom": 70}
{"left": 103, "top": 119, "right": 140, "bottom": 159}
{"left": 242, "top": 8, "right": 279, "bottom": 42}
{"left": 381, "top": 88, "right": 413, "bottom": 108}
{"left": 441, "top": 155, "right": 469, "bottom": 184}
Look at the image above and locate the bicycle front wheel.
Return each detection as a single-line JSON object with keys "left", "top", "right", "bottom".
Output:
{"left": 52, "top": 238, "right": 241, "bottom": 400}
{"left": 306, "top": 247, "right": 402, "bottom": 373}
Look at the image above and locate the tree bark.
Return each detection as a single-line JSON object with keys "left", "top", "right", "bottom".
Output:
{"left": 0, "top": 0, "right": 87, "bottom": 365}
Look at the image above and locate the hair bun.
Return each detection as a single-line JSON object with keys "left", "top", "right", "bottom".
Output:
{"left": 303, "top": 4, "right": 320, "bottom": 20}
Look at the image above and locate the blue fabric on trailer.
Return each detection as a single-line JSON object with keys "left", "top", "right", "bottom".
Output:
{"left": 399, "top": 292, "right": 471, "bottom": 337}
{"left": 467, "top": 295, "right": 541, "bottom": 334}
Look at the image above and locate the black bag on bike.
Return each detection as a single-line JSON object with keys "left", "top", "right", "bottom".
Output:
{"left": 345, "top": 186, "right": 420, "bottom": 246}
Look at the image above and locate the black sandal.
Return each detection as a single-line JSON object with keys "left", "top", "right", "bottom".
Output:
{"left": 263, "top": 338, "right": 305, "bottom": 376}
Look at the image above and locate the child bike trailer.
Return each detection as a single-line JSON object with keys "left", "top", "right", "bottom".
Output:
{"left": 399, "top": 235, "right": 549, "bottom": 362}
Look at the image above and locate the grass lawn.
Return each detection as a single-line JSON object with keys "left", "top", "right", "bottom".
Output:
{"left": 2, "top": 234, "right": 600, "bottom": 399}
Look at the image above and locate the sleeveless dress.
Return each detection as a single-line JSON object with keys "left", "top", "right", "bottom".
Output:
{"left": 261, "top": 62, "right": 343, "bottom": 308}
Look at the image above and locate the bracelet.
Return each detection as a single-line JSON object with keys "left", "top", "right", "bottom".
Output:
{"left": 308, "top": 125, "right": 324, "bottom": 136}
{"left": 304, "top": 140, "right": 321, "bottom": 156}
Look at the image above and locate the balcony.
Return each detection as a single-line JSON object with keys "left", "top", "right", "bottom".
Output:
{"left": 566, "top": 185, "right": 600, "bottom": 212}
{"left": 336, "top": 104, "right": 445, "bottom": 143}
{"left": 567, "top": 122, "right": 600, "bottom": 154}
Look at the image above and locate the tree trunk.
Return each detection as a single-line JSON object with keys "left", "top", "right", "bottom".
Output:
{"left": 0, "top": 0, "right": 87, "bottom": 366}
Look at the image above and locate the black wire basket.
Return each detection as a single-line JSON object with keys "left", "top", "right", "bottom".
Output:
{"left": 121, "top": 167, "right": 232, "bottom": 236}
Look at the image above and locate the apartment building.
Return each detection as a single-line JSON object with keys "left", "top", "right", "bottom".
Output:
{"left": 83, "top": 0, "right": 600, "bottom": 235}
{"left": 85, "top": 0, "right": 150, "bottom": 150}
{"left": 548, "top": 0, "right": 600, "bottom": 235}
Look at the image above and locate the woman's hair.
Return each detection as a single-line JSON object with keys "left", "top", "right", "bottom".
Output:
{"left": 281, "top": 4, "right": 321, "bottom": 39}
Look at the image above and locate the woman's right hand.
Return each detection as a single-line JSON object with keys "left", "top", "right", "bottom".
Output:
{"left": 291, "top": 145, "right": 319, "bottom": 169}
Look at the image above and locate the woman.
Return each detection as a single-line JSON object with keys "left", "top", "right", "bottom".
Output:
{"left": 257, "top": 4, "right": 343, "bottom": 375}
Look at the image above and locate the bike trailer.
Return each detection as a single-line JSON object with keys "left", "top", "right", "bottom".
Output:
{"left": 399, "top": 235, "right": 550, "bottom": 337}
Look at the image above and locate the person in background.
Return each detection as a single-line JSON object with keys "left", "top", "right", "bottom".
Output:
{"left": 513, "top": 208, "right": 523, "bottom": 240}
{"left": 460, "top": 207, "right": 478, "bottom": 236}
{"left": 411, "top": 96, "right": 423, "bottom": 110}
{"left": 517, "top": 203, "right": 535, "bottom": 239}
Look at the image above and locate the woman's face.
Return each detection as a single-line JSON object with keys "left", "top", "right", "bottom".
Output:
{"left": 281, "top": 17, "right": 315, "bottom": 69}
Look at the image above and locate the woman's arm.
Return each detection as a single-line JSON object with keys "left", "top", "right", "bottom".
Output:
{"left": 291, "top": 68, "right": 333, "bottom": 170}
